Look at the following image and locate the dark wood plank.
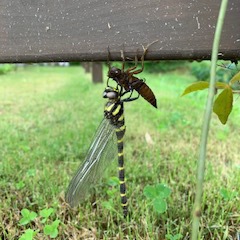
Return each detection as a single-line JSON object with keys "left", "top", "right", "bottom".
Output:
{"left": 92, "top": 62, "right": 103, "bottom": 83}
{"left": 0, "top": 0, "right": 239, "bottom": 63}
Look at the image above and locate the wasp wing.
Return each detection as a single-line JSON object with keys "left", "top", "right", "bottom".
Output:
{"left": 65, "top": 118, "right": 117, "bottom": 207}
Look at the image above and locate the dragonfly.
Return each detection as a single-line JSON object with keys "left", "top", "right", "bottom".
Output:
{"left": 66, "top": 43, "right": 158, "bottom": 217}
{"left": 65, "top": 85, "right": 136, "bottom": 217}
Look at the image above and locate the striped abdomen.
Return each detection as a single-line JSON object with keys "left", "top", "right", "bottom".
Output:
{"left": 116, "top": 125, "right": 127, "bottom": 217}
{"left": 104, "top": 98, "right": 128, "bottom": 217}
{"left": 131, "top": 78, "right": 157, "bottom": 108}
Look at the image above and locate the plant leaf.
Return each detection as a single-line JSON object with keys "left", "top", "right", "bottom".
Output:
{"left": 19, "top": 229, "right": 37, "bottom": 240}
{"left": 153, "top": 197, "right": 167, "bottom": 213}
{"left": 166, "top": 233, "right": 183, "bottom": 240}
{"left": 16, "top": 181, "right": 25, "bottom": 190}
{"left": 40, "top": 208, "right": 54, "bottom": 218}
{"left": 102, "top": 201, "right": 114, "bottom": 210}
{"left": 143, "top": 185, "right": 157, "bottom": 199}
{"left": 155, "top": 184, "right": 171, "bottom": 198}
{"left": 213, "top": 88, "right": 233, "bottom": 124}
{"left": 215, "top": 82, "right": 229, "bottom": 89}
{"left": 107, "top": 176, "right": 119, "bottom": 187}
{"left": 229, "top": 71, "right": 240, "bottom": 85}
{"left": 19, "top": 209, "right": 37, "bottom": 225}
{"left": 44, "top": 220, "right": 60, "bottom": 238}
{"left": 220, "top": 188, "right": 238, "bottom": 201}
{"left": 52, "top": 219, "right": 60, "bottom": 227}
{"left": 181, "top": 81, "right": 209, "bottom": 96}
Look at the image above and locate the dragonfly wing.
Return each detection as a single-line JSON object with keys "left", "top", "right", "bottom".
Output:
{"left": 65, "top": 118, "right": 117, "bottom": 207}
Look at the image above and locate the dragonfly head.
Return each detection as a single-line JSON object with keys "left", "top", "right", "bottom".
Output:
{"left": 108, "top": 66, "right": 121, "bottom": 80}
{"left": 103, "top": 87, "right": 119, "bottom": 100}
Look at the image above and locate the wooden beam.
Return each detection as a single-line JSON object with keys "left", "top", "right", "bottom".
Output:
{"left": 0, "top": 0, "right": 239, "bottom": 63}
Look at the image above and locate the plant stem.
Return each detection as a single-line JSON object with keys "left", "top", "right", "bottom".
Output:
{"left": 191, "top": 0, "right": 229, "bottom": 239}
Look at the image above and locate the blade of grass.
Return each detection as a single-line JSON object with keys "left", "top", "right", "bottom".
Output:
{"left": 191, "top": 0, "right": 229, "bottom": 239}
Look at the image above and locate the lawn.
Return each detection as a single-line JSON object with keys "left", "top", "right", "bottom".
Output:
{"left": 0, "top": 65, "right": 239, "bottom": 239}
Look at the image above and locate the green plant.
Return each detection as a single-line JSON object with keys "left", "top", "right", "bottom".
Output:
{"left": 182, "top": 80, "right": 236, "bottom": 124}
{"left": 19, "top": 229, "right": 39, "bottom": 240}
{"left": 220, "top": 188, "right": 238, "bottom": 201}
{"left": 145, "top": 61, "right": 188, "bottom": 73}
{"left": 102, "top": 176, "right": 119, "bottom": 214}
{"left": 191, "top": 61, "right": 210, "bottom": 81}
{"left": 0, "top": 64, "right": 15, "bottom": 74}
{"left": 19, "top": 209, "right": 37, "bottom": 226}
{"left": 16, "top": 181, "right": 25, "bottom": 190}
{"left": 39, "top": 208, "right": 54, "bottom": 223}
{"left": 43, "top": 220, "right": 61, "bottom": 238}
{"left": 18, "top": 208, "right": 61, "bottom": 239}
{"left": 143, "top": 184, "right": 171, "bottom": 214}
{"left": 191, "top": 0, "right": 229, "bottom": 239}
{"left": 26, "top": 169, "right": 36, "bottom": 177}
{"left": 166, "top": 233, "right": 183, "bottom": 240}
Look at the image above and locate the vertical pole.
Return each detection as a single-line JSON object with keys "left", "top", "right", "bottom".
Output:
{"left": 92, "top": 62, "right": 103, "bottom": 83}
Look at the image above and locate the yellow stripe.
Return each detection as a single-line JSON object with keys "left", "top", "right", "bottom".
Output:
{"left": 119, "top": 180, "right": 125, "bottom": 184}
{"left": 120, "top": 193, "right": 126, "bottom": 197}
{"left": 105, "top": 104, "right": 114, "bottom": 112}
{"left": 117, "top": 138, "right": 123, "bottom": 143}
{"left": 116, "top": 125, "right": 126, "bottom": 132}
{"left": 112, "top": 105, "right": 121, "bottom": 116}
{"left": 118, "top": 114, "right": 124, "bottom": 121}
{"left": 121, "top": 203, "right": 128, "bottom": 206}
{"left": 118, "top": 152, "right": 123, "bottom": 157}
{"left": 119, "top": 167, "right": 124, "bottom": 170}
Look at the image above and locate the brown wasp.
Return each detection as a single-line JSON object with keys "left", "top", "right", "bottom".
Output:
{"left": 107, "top": 41, "right": 158, "bottom": 108}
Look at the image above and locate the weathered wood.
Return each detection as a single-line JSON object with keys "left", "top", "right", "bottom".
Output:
{"left": 0, "top": 0, "right": 239, "bottom": 63}
{"left": 82, "top": 62, "right": 91, "bottom": 73}
{"left": 92, "top": 62, "right": 103, "bottom": 83}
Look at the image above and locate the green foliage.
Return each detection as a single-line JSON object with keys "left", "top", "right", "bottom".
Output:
{"left": 19, "top": 209, "right": 37, "bottom": 226}
{"left": 0, "top": 64, "right": 15, "bottom": 74}
{"left": 144, "top": 61, "right": 188, "bottom": 73}
{"left": 190, "top": 61, "right": 236, "bottom": 83}
{"left": 213, "top": 88, "right": 233, "bottom": 124}
{"left": 16, "top": 181, "right": 25, "bottom": 190}
{"left": 18, "top": 207, "right": 60, "bottom": 239}
{"left": 26, "top": 169, "right": 36, "bottom": 177}
{"left": 1, "top": 66, "right": 239, "bottom": 239}
{"left": 181, "top": 81, "right": 209, "bottom": 96}
{"left": 102, "top": 199, "right": 115, "bottom": 211}
{"left": 229, "top": 71, "right": 240, "bottom": 85}
{"left": 182, "top": 80, "right": 236, "bottom": 124}
{"left": 143, "top": 184, "right": 171, "bottom": 214}
{"left": 220, "top": 188, "right": 238, "bottom": 201}
{"left": 39, "top": 208, "right": 54, "bottom": 223}
{"left": 107, "top": 176, "right": 119, "bottom": 187}
{"left": 19, "top": 229, "right": 38, "bottom": 240}
{"left": 191, "top": 61, "right": 210, "bottom": 81}
{"left": 102, "top": 177, "right": 119, "bottom": 214}
{"left": 43, "top": 220, "right": 61, "bottom": 238}
{"left": 166, "top": 233, "right": 183, "bottom": 240}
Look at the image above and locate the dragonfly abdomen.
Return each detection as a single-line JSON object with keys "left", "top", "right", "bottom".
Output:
{"left": 116, "top": 125, "right": 127, "bottom": 217}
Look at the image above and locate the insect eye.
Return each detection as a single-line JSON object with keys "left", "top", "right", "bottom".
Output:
{"left": 109, "top": 67, "right": 120, "bottom": 77}
{"left": 115, "top": 69, "right": 121, "bottom": 75}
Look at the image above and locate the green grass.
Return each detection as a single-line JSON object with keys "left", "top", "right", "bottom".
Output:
{"left": 0, "top": 65, "right": 239, "bottom": 239}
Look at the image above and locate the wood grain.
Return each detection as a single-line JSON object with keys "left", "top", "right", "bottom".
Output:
{"left": 0, "top": 0, "right": 239, "bottom": 62}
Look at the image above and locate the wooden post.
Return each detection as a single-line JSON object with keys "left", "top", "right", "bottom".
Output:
{"left": 82, "top": 62, "right": 91, "bottom": 73}
{"left": 92, "top": 62, "right": 103, "bottom": 83}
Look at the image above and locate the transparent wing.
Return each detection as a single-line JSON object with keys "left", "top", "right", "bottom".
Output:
{"left": 65, "top": 118, "right": 117, "bottom": 207}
